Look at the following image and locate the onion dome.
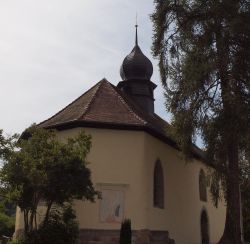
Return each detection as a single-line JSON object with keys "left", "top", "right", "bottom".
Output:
{"left": 120, "top": 25, "right": 153, "bottom": 81}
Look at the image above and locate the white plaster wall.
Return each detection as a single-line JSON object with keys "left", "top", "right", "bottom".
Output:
{"left": 15, "top": 127, "right": 226, "bottom": 244}
{"left": 144, "top": 133, "right": 226, "bottom": 244}
{"left": 57, "top": 128, "right": 148, "bottom": 230}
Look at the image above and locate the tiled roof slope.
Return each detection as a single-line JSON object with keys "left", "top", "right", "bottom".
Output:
{"left": 39, "top": 79, "right": 148, "bottom": 128}
{"left": 39, "top": 78, "right": 204, "bottom": 160}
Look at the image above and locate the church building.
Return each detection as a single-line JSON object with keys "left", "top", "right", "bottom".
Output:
{"left": 15, "top": 27, "right": 226, "bottom": 244}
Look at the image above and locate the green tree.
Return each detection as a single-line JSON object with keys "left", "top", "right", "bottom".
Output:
{"left": 151, "top": 1, "right": 250, "bottom": 243}
{"left": 0, "top": 130, "right": 16, "bottom": 238}
{"left": 0, "top": 195, "right": 15, "bottom": 237}
{"left": 0, "top": 126, "right": 99, "bottom": 239}
{"left": 0, "top": 212, "right": 15, "bottom": 238}
{"left": 0, "top": 129, "right": 16, "bottom": 160}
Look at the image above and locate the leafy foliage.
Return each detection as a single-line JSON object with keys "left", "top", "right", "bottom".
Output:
{"left": 119, "top": 219, "right": 132, "bottom": 244}
{"left": 22, "top": 204, "right": 79, "bottom": 244}
{"left": 240, "top": 154, "right": 250, "bottom": 241}
{"left": 7, "top": 240, "right": 23, "bottom": 244}
{"left": 152, "top": 0, "right": 250, "bottom": 243}
{"left": 0, "top": 196, "right": 15, "bottom": 238}
{"left": 0, "top": 130, "right": 18, "bottom": 161}
{"left": 0, "top": 125, "right": 99, "bottom": 238}
{"left": 0, "top": 212, "right": 15, "bottom": 237}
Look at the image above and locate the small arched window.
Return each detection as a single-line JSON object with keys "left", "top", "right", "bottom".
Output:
{"left": 199, "top": 169, "right": 207, "bottom": 202}
{"left": 153, "top": 160, "right": 164, "bottom": 208}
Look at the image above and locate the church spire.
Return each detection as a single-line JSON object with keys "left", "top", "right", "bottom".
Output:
{"left": 135, "top": 14, "right": 138, "bottom": 46}
{"left": 118, "top": 18, "right": 156, "bottom": 114}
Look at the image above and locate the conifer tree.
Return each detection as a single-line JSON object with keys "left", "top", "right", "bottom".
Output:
{"left": 151, "top": 1, "right": 250, "bottom": 243}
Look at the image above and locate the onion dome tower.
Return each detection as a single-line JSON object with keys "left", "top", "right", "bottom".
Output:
{"left": 117, "top": 24, "right": 157, "bottom": 114}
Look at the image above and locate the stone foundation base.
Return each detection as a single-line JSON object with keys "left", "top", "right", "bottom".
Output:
{"left": 79, "top": 229, "right": 175, "bottom": 244}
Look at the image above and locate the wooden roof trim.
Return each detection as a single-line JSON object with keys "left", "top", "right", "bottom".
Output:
{"left": 43, "top": 120, "right": 206, "bottom": 161}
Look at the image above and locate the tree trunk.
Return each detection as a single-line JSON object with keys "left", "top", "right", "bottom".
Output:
{"left": 44, "top": 200, "right": 53, "bottom": 224}
{"left": 218, "top": 139, "right": 243, "bottom": 244}
{"left": 215, "top": 21, "right": 243, "bottom": 243}
{"left": 34, "top": 211, "right": 37, "bottom": 231}
{"left": 28, "top": 210, "right": 35, "bottom": 232}
{"left": 23, "top": 210, "right": 29, "bottom": 235}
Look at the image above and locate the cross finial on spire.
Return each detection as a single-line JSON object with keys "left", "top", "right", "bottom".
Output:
{"left": 135, "top": 13, "right": 138, "bottom": 46}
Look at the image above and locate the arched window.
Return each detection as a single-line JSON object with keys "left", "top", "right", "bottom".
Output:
{"left": 201, "top": 209, "right": 210, "bottom": 244}
{"left": 199, "top": 169, "right": 207, "bottom": 202}
{"left": 153, "top": 160, "right": 164, "bottom": 208}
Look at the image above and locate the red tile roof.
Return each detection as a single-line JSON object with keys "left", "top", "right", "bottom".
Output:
{"left": 39, "top": 78, "right": 204, "bottom": 160}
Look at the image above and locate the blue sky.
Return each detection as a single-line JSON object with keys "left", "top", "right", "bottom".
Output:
{"left": 0, "top": 0, "right": 170, "bottom": 135}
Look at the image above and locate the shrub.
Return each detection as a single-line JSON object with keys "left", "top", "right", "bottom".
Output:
{"left": 0, "top": 213, "right": 15, "bottom": 237}
{"left": 119, "top": 219, "right": 131, "bottom": 244}
{"left": 7, "top": 240, "right": 24, "bottom": 244}
{"left": 14, "top": 204, "right": 79, "bottom": 244}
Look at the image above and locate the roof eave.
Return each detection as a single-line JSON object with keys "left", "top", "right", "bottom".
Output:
{"left": 42, "top": 120, "right": 207, "bottom": 163}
